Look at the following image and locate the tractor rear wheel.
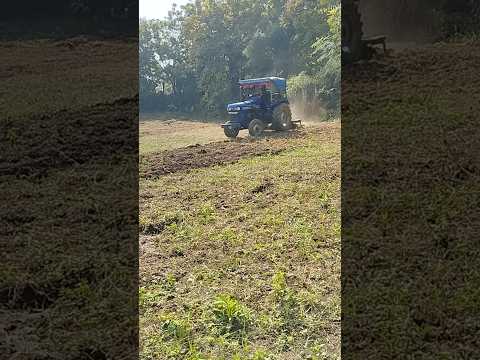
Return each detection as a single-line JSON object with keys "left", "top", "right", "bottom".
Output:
{"left": 248, "top": 119, "right": 265, "bottom": 137}
{"left": 224, "top": 126, "right": 239, "bottom": 138}
{"left": 272, "top": 103, "right": 292, "bottom": 131}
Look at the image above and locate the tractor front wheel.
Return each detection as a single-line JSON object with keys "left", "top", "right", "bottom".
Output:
{"left": 248, "top": 119, "right": 265, "bottom": 137}
{"left": 272, "top": 103, "right": 293, "bottom": 131}
{"left": 224, "top": 126, "right": 240, "bottom": 138}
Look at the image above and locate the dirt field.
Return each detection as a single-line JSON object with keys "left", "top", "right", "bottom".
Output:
{"left": 342, "top": 39, "right": 480, "bottom": 357}
{"left": 139, "top": 120, "right": 340, "bottom": 359}
{"left": 1, "top": 38, "right": 137, "bottom": 359}
{"left": 140, "top": 120, "right": 314, "bottom": 177}
{"left": 1, "top": 37, "right": 137, "bottom": 119}
{"left": 140, "top": 119, "right": 231, "bottom": 154}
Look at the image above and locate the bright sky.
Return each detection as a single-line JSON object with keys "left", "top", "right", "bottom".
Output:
{"left": 140, "top": 0, "right": 192, "bottom": 20}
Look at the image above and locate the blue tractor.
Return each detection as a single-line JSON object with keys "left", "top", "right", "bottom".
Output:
{"left": 221, "top": 77, "right": 293, "bottom": 138}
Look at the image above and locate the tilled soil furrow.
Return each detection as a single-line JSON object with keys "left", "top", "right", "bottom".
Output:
{"left": 140, "top": 142, "right": 287, "bottom": 178}
{"left": 140, "top": 130, "right": 309, "bottom": 178}
{"left": 1, "top": 97, "right": 138, "bottom": 177}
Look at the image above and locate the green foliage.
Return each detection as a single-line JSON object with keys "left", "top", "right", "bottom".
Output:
{"left": 271, "top": 271, "right": 301, "bottom": 331}
{"left": 139, "top": 286, "right": 157, "bottom": 310}
{"left": 198, "top": 203, "right": 216, "bottom": 224}
{"left": 312, "top": 5, "right": 340, "bottom": 87}
{"left": 210, "top": 294, "right": 252, "bottom": 337}
{"left": 139, "top": 0, "right": 340, "bottom": 115}
{"left": 288, "top": 3, "right": 340, "bottom": 116}
{"left": 161, "top": 315, "right": 190, "bottom": 341}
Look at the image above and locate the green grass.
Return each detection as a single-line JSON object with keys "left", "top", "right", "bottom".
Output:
{"left": 139, "top": 129, "right": 340, "bottom": 359}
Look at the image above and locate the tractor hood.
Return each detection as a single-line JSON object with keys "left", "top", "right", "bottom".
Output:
{"left": 227, "top": 96, "right": 262, "bottom": 112}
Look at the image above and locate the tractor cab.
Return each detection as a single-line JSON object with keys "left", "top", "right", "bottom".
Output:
{"left": 238, "top": 77, "right": 287, "bottom": 105}
{"left": 222, "top": 77, "right": 292, "bottom": 138}
{"left": 227, "top": 77, "right": 288, "bottom": 113}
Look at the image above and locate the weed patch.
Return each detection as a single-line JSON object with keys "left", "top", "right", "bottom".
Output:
{"left": 271, "top": 272, "right": 302, "bottom": 332}
{"left": 210, "top": 294, "right": 252, "bottom": 338}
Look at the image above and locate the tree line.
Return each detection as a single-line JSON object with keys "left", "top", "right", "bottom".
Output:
{"left": 140, "top": 0, "right": 340, "bottom": 118}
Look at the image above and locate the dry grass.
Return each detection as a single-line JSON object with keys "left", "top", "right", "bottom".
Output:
{"left": 139, "top": 120, "right": 235, "bottom": 154}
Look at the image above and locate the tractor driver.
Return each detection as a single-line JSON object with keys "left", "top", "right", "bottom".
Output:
{"left": 261, "top": 85, "right": 270, "bottom": 105}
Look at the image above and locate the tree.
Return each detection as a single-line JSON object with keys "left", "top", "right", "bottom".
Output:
{"left": 139, "top": 0, "right": 341, "bottom": 117}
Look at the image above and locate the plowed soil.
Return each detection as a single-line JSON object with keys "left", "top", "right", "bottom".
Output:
{"left": 140, "top": 128, "right": 309, "bottom": 178}
{"left": 1, "top": 37, "right": 137, "bottom": 119}
{"left": 342, "top": 41, "right": 480, "bottom": 115}
{"left": 1, "top": 38, "right": 138, "bottom": 360}
{"left": 342, "top": 39, "right": 480, "bottom": 358}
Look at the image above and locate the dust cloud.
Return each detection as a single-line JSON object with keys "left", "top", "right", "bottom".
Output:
{"left": 290, "top": 100, "right": 331, "bottom": 125}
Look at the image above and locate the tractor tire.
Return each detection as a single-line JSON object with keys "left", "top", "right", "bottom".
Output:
{"left": 272, "top": 103, "right": 293, "bottom": 131}
{"left": 342, "top": 0, "right": 364, "bottom": 63}
{"left": 224, "top": 126, "right": 239, "bottom": 138}
{"left": 248, "top": 119, "right": 265, "bottom": 137}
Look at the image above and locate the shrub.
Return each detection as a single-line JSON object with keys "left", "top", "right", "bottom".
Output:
{"left": 210, "top": 294, "right": 251, "bottom": 337}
